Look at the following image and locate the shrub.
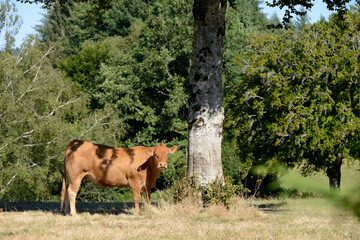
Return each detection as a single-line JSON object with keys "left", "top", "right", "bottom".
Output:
{"left": 172, "top": 176, "right": 243, "bottom": 208}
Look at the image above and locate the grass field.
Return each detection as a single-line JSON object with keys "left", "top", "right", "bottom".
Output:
{"left": 279, "top": 161, "right": 360, "bottom": 196}
{"left": 0, "top": 163, "right": 359, "bottom": 240}
{"left": 0, "top": 198, "right": 359, "bottom": 240}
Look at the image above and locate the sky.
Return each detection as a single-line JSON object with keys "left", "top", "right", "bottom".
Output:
{"left": 12, "top": 0, "right": 357, "bottom": 48}
{"left": 14, "top": 1, "right": 47, "bottom": 48}
{"left": 261, "top": 0, "right": 335, "bottom": 22}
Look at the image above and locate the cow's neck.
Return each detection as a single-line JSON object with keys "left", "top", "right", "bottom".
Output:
{"left": 147, "top": 156, "right": 162, "bottom": 188}
{"left": 149, "top": 156, "right": 162, "bottom": 174}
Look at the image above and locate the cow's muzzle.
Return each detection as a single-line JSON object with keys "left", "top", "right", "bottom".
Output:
{"left": 157, "top": 163, "right": 167, "bottom": 169}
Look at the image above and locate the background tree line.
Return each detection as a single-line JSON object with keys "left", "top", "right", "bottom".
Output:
{"left": 0, "top": 0, "right": 358, "bottom": 201}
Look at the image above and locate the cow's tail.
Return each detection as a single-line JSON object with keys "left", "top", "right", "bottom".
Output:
{"left": 60, "top": 153, "right": 67, "bottom": 211}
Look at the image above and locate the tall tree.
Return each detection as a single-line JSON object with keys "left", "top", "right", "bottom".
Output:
{"left": 291, "top": 7, "right": 310, "bottom": 30}
{"left": 188, "top": 0, "right": 226, "bottom": 185}
{"left": 94, "top": 0, "right": 192, "bottom": 146}
{"left": 36, "top": 0, "right": 148, "bottom": 56}
{"left": 188, "top": 0, "right": 357, "bottom": 188}
{"left": 226, "top": 6, "right": 360, "bottom": 188}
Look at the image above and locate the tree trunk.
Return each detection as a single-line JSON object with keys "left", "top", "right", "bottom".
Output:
{"left": 326, "top": 157, "right": 342, "bottom": 188}
{"left": 188, "top": 0, "right": 226, "bottom": 186}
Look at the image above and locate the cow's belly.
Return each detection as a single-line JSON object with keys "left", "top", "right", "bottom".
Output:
{"left": 84, "top": 168, "right": 130, "bottom": 188}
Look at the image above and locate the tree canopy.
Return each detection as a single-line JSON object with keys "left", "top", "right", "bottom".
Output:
{"left": 225, "top": 5, "right": 360, "bottom": 188}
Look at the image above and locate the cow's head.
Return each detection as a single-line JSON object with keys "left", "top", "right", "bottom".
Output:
{"left": 152, "top": 143, "right": 178, "bottom": 170}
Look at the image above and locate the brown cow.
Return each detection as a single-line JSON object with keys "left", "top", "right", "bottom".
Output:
{"left": 60, "top": 140, "right": 177, "bottom": 215}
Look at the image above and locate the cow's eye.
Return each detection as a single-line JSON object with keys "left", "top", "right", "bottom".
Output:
{"left": 154, "top": 153, "right": 159, "bottom": 158}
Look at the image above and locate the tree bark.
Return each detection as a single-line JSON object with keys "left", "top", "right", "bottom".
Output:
{"left": 188, "top": 0, "right": 226, "bottom": 186}
{"left": 326, "top": 157, "right": 342, "bottom": 188}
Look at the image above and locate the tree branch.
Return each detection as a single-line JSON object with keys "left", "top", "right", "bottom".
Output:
{"left": 0, "top": 173, "right": 17, "bottom": 194}
{"left": 15, "top": 46, "right": 54, "bottom": 103}
{"left": 0, "top": 129, "right": 34, "bottom": 155}
{"left": 77, "top": 113, "right": 110, "bottom": 139}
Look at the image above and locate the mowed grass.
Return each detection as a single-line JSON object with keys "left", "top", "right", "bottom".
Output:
{"left": 279, "top": 160, "right": 360, "bottom": 196}
{"left": 0, "top": 162, "right": 359, "bottom": 240}
{"left": 0, "top": 197, "right": 359, "bottom": 240}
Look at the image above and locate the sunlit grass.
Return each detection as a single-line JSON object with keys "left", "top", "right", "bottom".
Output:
{"left": 0, "top": 162, "right": 358, "bottom": 239}
{"left": 0, "top": 197, "right": 359, "bottom": 240}
{"left": 277, "top": 161, "right": 360, "bottom": 218}
{"left": 279, "top": 161, "right": 360, "bottom": 195}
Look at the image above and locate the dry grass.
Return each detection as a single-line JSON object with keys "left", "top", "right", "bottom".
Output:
{"left": 0, "top": 197, "right": 359, "bottom": 240}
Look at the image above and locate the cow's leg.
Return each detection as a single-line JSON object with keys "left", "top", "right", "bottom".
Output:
{"left": 130, "top": 183, "right": 141, "bottom": 213}
{"left": 143, "top": 187, "right": 151, "bottom": 206}
{"left": 67, "top": 178, "right": 81, "bottom": 216}
{"left": 65, "top": 184, "right": 70, "bottom": 214}
{"left": 132, "top": 189, "right": 141, "bottom": 213}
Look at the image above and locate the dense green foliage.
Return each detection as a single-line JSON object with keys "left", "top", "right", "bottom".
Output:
{"left": 2, "top": 0, "right": 359, "bottom": 204}
{"left": 1, "top": 0, "right": 194, "bottom": 201}
{"left": 0, "top": 38, "right": 124, "bottom": 200}
{"left": 226, "top": 5, "right": 360, "bottom": 189}
{"left": 36, "top": 0, "right": 148, "bottom": 54}
{"left": 222, "top": 0, "right": 276, "bottom": 185}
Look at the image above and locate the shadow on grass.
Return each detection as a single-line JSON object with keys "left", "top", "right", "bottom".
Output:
{"left": 0, "top": 201, "right": 155, "bottom": 215}
{"left": 253, "top": 202, "right": 287, "bottom": 212}
{"left": 0, "top": 201, "right": 285, "bottom": 214}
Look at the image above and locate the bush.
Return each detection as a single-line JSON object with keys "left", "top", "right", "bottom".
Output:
{"left": 172, "top": 176, "right": 243, "bottom": 208}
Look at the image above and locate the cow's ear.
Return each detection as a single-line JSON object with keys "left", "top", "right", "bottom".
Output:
{"left": 168, "top": 146, "right": 178, "bottom": 154}
{"left": 146, "top": 148, "right": 155, "bottom": 157}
